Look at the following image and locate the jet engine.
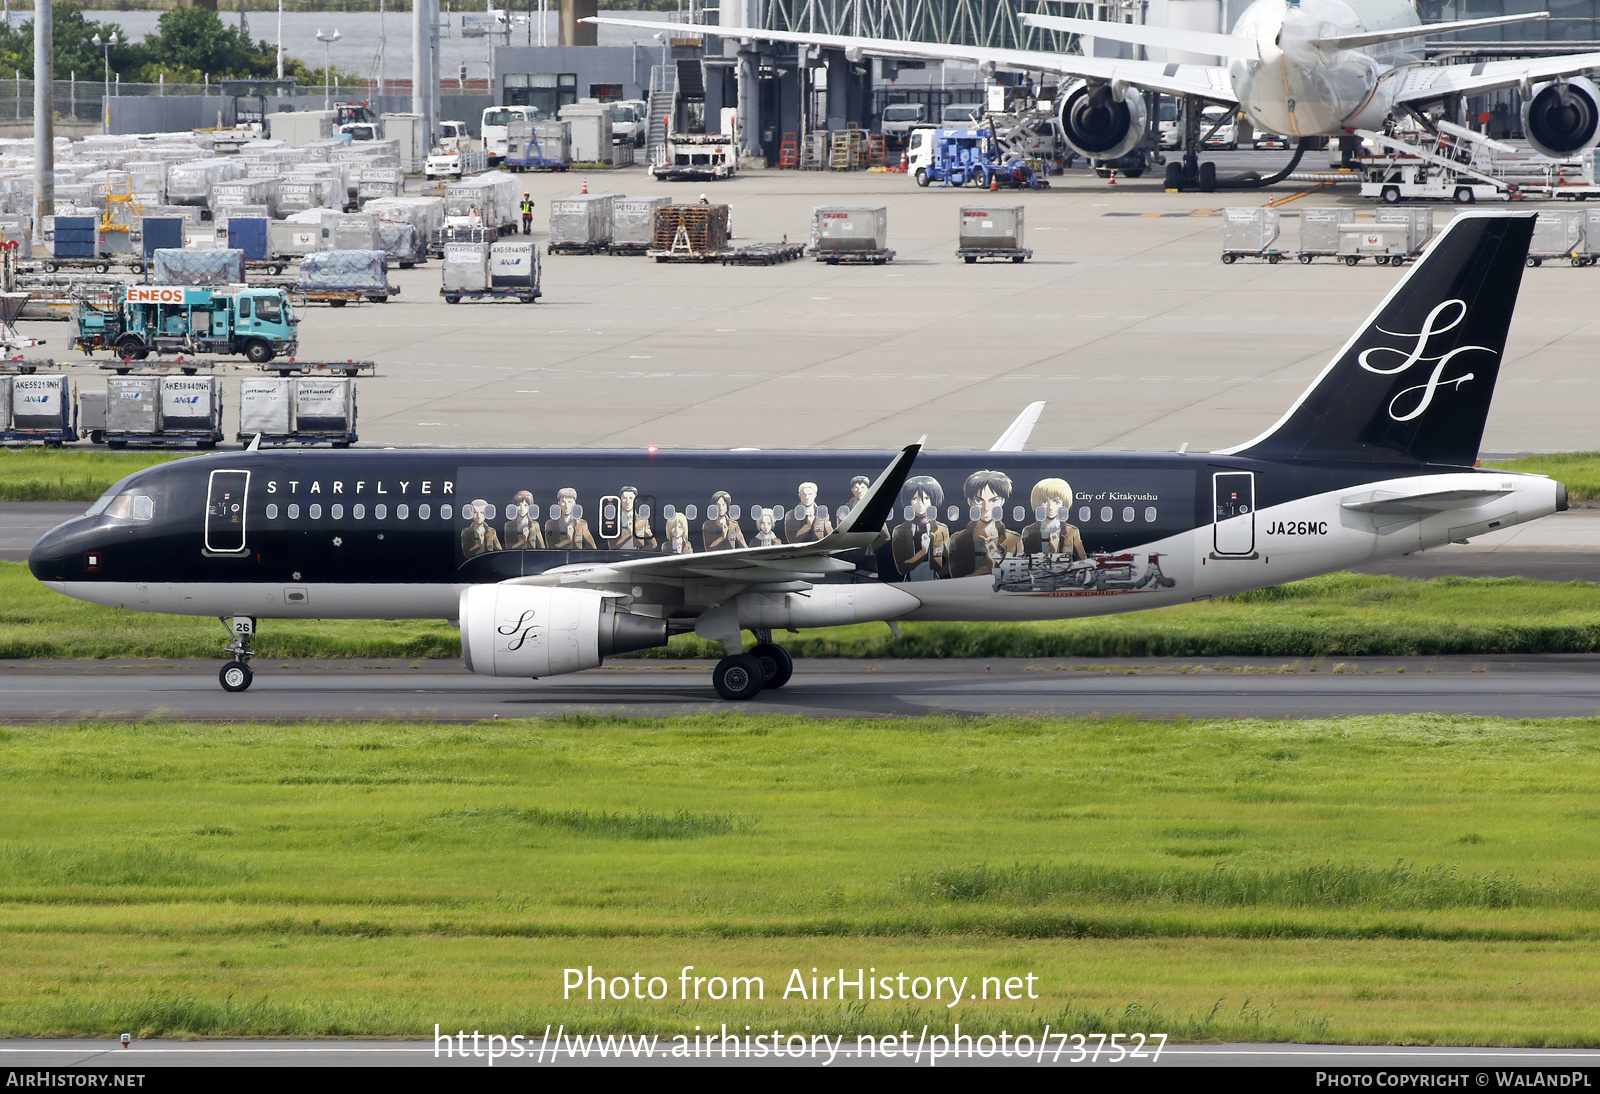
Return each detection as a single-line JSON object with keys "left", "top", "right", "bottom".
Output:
{"left": 1521, "top": 76, "right": 1600, "bottom": 159}
{"left": 459, "top": 584, "right": 667, "bottom": 678}
{"left": 1058, "top": 79, "right": 1148, "bottom": 161}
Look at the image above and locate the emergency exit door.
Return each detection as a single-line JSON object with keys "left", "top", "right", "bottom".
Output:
{"left": 205, "top": 469, "right": 250, "bottom": 554}
{"left": 1212, "top": 471, "right": 1256, "bottom": 557}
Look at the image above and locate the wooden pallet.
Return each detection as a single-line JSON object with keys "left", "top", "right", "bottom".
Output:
{"left": 648, "top": 204, "right": 731, "bottom": 259}
{"left": 720, "top": 242, "right": 807, "bottom": 266}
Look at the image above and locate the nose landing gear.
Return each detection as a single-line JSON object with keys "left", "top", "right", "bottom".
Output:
{"left": 218, "top": 616, "right": 257, "bottom": 692}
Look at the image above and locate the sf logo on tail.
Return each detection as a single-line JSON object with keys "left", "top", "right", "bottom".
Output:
{"left": 1358, "top": 299, "right": 1494, "bottom": 423}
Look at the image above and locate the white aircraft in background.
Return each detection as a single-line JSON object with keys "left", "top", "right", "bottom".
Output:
{"left": 593, "top": 0, "right": 1600, "bottom": 191}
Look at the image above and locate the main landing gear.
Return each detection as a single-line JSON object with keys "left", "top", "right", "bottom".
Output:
{"left": 712, "top": 630, "right": 793, "bottom": 700}
{"left": 219, "top": 616, "right": 256, "bottom": 692}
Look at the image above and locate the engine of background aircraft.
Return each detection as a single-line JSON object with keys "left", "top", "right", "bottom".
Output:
{"left": 1057, "top": 80, "right": 1148, "bottom": 161}
{"left": 1521, "top": 77, "right": 1600, "bottom": 159}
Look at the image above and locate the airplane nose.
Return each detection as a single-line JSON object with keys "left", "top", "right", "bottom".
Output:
{"left": 28, "top": 524, "right": 67, "bottom": 583}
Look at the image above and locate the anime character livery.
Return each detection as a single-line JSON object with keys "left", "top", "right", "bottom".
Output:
{"left": 29, "top": 214, "right": 1567, "bottom": 700}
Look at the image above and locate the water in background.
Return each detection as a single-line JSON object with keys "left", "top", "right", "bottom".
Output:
{"left": 76, "top": 9, "right": 674, "bottom": 86}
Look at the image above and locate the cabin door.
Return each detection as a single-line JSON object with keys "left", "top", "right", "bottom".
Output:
{"left": 205, "top": 470, "right": 250, "bottom": 554}
{"left": 1212, "top": 471, "right": 1256, "bottom": 557}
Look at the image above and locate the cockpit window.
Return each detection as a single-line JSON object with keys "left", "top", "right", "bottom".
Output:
{"left": 102, "top": 493, "right": 154, "bottom": 520}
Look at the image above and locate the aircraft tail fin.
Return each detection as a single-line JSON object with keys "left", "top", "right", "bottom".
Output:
{"left": 1218, "top": 212, "right": 1535, "bottom": 467}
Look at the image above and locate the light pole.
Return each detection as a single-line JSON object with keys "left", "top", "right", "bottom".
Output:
{"left": 91, "top": 31, "right": 117, "bottom": 131}
{"left": 316, "top": 28, "right": 341, "bottom": 110}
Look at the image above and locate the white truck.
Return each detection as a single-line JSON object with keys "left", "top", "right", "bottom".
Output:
{"left": 426, "top": 122, "right": 489, "bottom": 180}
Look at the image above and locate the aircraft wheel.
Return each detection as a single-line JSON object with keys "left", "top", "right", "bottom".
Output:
{"left": 713, "top": 653, "right": 765, "bottom": 700}
{"left": 1164, "top": 161, "right": 1182, "bottom": 190}
{"left": 219, "top": 661, "right": 253, "bottom": 693}
{"left": 1198, "top": 161, "right": 1216, "bottom": 192}
{"left": 750, "top": 643, "right": 793, "bottom": 690}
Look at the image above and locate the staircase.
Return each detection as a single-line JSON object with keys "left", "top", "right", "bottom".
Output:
{"left": 646, "top": 64, "right": 678, "bottom": 167}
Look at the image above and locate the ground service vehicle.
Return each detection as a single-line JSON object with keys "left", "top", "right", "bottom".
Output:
{"left": 73, "top": 284, "right": 299, "bottom": 364}
{"left": 907, "top": 128, "right": 1013, "bottom": 187}
{"left": 481, "top": 106, "right": 542, "bottom": 164}
{"left": 28, "top": 214, "right": 1569, "bottom": 702}
{"left": 881, "top": 103, "right": 928, "bottom": 144}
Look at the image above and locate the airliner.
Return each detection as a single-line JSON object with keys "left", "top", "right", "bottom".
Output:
{"left": 29, "top": 213, "right": 1562, "bottom": 699}
{"left": 592, "top": 0, "right": 1600, "bottom": 191}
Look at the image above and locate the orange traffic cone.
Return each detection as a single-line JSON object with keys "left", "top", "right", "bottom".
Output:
{"left": 898, "top": 150, "right": 907, "bottom": 173}
{"left": 1109, "top": 168, "right": 1117, "bottom": 186}
{"left": 581, "top": 177, "right": 588, "bottom": 194}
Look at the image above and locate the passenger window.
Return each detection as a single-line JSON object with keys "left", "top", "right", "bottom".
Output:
{"left": 528, "top": 504, "right": 540, "bottom": 520}
{"left": 353, "top": 503, "right": 366, "bottom": 519}
{"left": 375, "top": 504, "right": 387, "bottom": 519}
{"left": 266, "top": 503, "right": 279, "bottom": 519}
{"left": 332, "top": 503, "right": 344, "bottom": 519}
{"left": 288, "top": 504, "right": 300, "bottom": 519}
{"left": 397, "top": 505, "right": 409, "bottom": 520}
{"left": 947, "top": 506, "right": 959, "bottom": 522}
{"left": 309, "top": 504, "right": 322, "bottom": 519}
{"left": 484, "top": 503, "right": 496, "bottom": 520}
{"left": 1144, "top": 507, "right": 1157, "bottom": 522}
{"left": 729, "top": 505, "right": 741, "bottom": 520}
{"left": 1122, "top": 507, "right": 1134, "bottom": 522}
{"left": 418, "top": 504, "right": 430, "bottom": 520}
{"left": 663, "top": 504, "right": 675, "bottom": 519}
{"left": 1012, "top": 506, "right": 1024, "bottom": 523}
{"left": 1079, "top": 506, "right": 1091, "bottom": 522}
{"left": 1100, "top": 506, "right": 1113, "bottom": 522}
{"left": 817, "top": 505, "right": 829, "bottom": 521}
{"left": 773, "top": 506, "right": 786, "bottom": 521}
{"left": 686, "top": 505, "right": 698, "bottom": 521}
{"left": 440, "top": 504, "right": 452, "bottom": 520}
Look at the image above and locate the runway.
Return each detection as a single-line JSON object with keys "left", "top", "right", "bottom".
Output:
{"left": 6, "top": 655, "right": 1600, "bottom": 721}
{"left": 4, "top": 1038, "right": 1600, "bottom": 1068}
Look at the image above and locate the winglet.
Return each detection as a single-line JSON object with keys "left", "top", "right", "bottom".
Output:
{"left": 833, "top": 441, "right": 921, "bottom": 540}
{"left": 990, "top": 402, "right": 1044, "bottom": 452}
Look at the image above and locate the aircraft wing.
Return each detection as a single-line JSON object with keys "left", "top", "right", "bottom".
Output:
{"left": 1394, "top": 52, "right": 1600, "bottom": 103}
{"left": 586, "top": 16, "right": 1236, "bottom": 103}
{"left": 501, "top": 441, "right": 920, "bottom": 590}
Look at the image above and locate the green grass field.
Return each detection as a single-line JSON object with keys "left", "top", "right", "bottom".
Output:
{"left": 3, "top": 447, "right": 1592, "bottom": 502}
{"left": 10, "top": 561, "right": 1600, "bottom": 660}
{"left": 3, "top": 714, "right": 1600, "bottom": 1044}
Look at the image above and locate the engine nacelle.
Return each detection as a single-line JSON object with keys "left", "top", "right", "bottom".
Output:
{"left": 1058, "top": 80, "right": 1148, "bottom": 161}
{"left": 1521, "top": 76, "right": 1600, "bottom": 160}
{"left": 459, "top": 584, "right": 667, "bottom": 678}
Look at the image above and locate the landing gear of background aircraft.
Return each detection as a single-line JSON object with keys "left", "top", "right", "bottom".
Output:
{"left": 713, "top": 653, "right": 766, "bottom": 700}
{"left": 750, "top": 635, "right": 793, "bottom": 690}
{"left": 218, "top": 616, "right": 256, "bottom": 693}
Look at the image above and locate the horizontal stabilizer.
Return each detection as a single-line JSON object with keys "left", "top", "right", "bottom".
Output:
{"left": 1316, "top": 12, "right": 1547, "bottom": 51}
{"left": 1341, "top": 484, "right": 1513, "bottom": 514}
{"left": 1019, "top": 12, "right": 1254, "bottom": 59}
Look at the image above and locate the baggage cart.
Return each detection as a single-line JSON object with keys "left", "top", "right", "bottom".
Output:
{"left": 1527, "top": 209, "right": 1587, "bottom": 267}
{"left": 504, "top": 121, "right": 571, "bottom": 172}
{"left": 1578, "top": 208, "right": 1600, "bottom": 266}
{"left": 610, "top": 196, "right": 670, "bottom": 255}
{"left": 298, "top": 249, "right": 398, "bottom": 305}
{"left": 813, "top": 206, "right": 893, "bottom": 264}
{"left": 1336, "top": 222, "right": 1412, "bottom": 265}
{"left": 378, "top": 222, "right": 426, "bottom": 268}
{"left": 1296, "top": 207, "right": 1355, "bottom": 263}
{"left": 5, "top": 373, "right": 76, "bottom": 444}
{"left": 548, "top": 194, "right": 616, "bottom": 254}
{"left": 956, "top": 204, "right": 1031, "bottom": 263}
{"left": 440, "top": 240, "right": 539, "bottom": 303}
{"left": 1220, "top": 206, "right": 1284, "bottom": 263}
{"left": 104, "top": 373, "right": 222, "bottom": 447}
{"left": 1373, "top": 206, "right": 1434, "bottom": 259}
{"left": 79, "top": 388, "right": 107, "bottom": 444}
{"left": 237, "top": 375, "right": 357, "bottom": 446}
{"left": 647, "top": 204, "right": 731, "bottom": 262}
{"left": 152, "top": 248, "right": 246, "bottom": 286}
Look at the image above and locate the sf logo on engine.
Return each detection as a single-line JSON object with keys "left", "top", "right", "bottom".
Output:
{"left": 497, "top": 609, "right": 541, "bottom": 651}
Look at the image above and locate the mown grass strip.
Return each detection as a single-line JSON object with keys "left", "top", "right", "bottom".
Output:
{"left": 11, "top": 563, "right": 1600, "bottom": 659}
{"left": 1486, "top": 452, "right": 1600, "bottom": 501}
{"left": 434, "top": 806, "right": 754, "bottom": 840}
{"left": 0, "top": 449, "right": 188, "bottom": 503}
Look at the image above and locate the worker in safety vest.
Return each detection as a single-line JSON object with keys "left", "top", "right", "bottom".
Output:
{"left": 520, "top": 195, "right": 534, "bottom": 235}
